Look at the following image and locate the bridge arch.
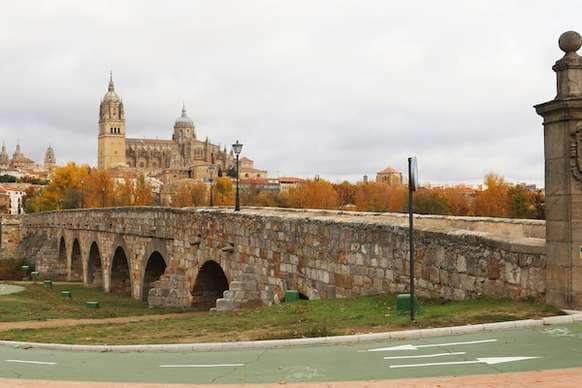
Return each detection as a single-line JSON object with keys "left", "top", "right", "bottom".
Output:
{"left": 110, "top": 246, "right": 131, "bottom": 295}
{"left": 142, "top": 251, "right": 167, "bottom": 302}
{"left": 191, "top": 260, "right": 229, "bottom": 308}
{"left": 87, "top": 242, "right": 104, "bottom": 288}
{"left": 58, "top": 237, "right": 66, "bottom": 263}
{"left": 69, "top": 238, "right": 83, "bottom": 281}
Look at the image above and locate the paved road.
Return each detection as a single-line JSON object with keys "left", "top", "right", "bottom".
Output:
{"left": 1, "top": 323, "right": 582, "bottom": 385}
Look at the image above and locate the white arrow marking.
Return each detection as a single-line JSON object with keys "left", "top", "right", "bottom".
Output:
{"left": 368, "top": 339, "right": 497, "bottom": 352}
{"left": 160, "top": 363, "right": 244, "bottom": 368}
{"left": 5, "top": 360, "right": 57, "bottom": 365}
{"left": 384, "top": 352, "right": 466, "bottom": 360}
{"left": 389, "top": 356, "right": 540, "bottom": 369}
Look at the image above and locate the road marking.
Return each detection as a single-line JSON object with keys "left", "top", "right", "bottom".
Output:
{"left": 388, "top": 356, "right": 540, "bottom": 369}
{"left": 4, "top": 360, "right": 57, "bottom": 365}
{"left": 160, "top": 363, "right": 244, "bottom": 368}
{"left": 383, "top": 352, "right": 466, "bottom": 360}
{"left": 368, "top": 339, "right": 497, "bottom": 352}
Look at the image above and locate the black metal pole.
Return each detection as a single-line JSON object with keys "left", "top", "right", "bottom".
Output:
{"left": 235, "top": 155, "right": 240, "bottom": 211}
{"left": 408, "top": 157, "right": 416, "bottom": 322}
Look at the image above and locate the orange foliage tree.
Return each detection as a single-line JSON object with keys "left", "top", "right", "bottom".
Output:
{"left": 26, "top": 163, "right": 154, "bottom": 212}
{"left": 284, "top": 180, "right": 339, "bottom": 209}
{"left": 473, "top": 173, "right": 509, "bottom": 217}
{"left": 172, "top": 182, "right": 208, "bottom": 207}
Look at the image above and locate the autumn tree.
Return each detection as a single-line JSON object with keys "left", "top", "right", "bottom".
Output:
{"left": 335, "top": 181, "right": 357, "bottom": 207}
{"left": 214, "top": 177, "right": 234, "bottom": 206}
{"left": 285, "top": 179, "right": 339, "bottom": 209}
{"left": 412, "top": 189, "right": 450, "bottom": 215}
{"left": 473, "top": 173, "right": 509, "bottom": 217}
{"left": 26, "top": 162, "right": 90, "bottom": 211}
{"left": 354, "top": 182, "right": 391, "bottom": 212}
{"left": 172, "top": 182, "right": 208, "bottom": 207}
{"left": 25, "top": 164, "right": 154, "bottom": 212}
{"left": 114, "top": 174, "right": 154, "bottom": 206}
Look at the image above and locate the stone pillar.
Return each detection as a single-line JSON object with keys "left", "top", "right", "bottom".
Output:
{"left": 535, "top": 31, "right": 582, "bottom": 308}
{"left": 0, "top": 216, "right": 22, "bottom": 260}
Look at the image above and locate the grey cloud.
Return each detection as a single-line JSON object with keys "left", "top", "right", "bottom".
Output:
{"left": 0, "top": 1, "right": 577, "bottom": 186}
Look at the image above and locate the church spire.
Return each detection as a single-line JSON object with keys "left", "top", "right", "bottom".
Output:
{"left": 108, "top": 71, "right": 115, "bottom": 92}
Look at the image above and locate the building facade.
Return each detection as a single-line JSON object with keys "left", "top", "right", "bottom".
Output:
{"left": 0, "top": 184, "right": 25, "bottom": 215}
{"left": 376, "top": 167, "right": 403, "bottom": 185}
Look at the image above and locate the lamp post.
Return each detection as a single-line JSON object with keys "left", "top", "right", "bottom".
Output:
{"left": 232, "top": 140, "right": 243, "bottom": 211}
{"left": 408, "top": 156, "right": 418, "bottom": 322}
{"left": 80, "top": 179, "right": 85, "bottom": 208}
{"left": 208, "top": 165, "right": 216, "bottom": 207}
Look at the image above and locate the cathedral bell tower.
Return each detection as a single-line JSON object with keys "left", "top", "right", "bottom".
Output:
{"left": 97, "top": 73, "right": 126, "bottom": 170}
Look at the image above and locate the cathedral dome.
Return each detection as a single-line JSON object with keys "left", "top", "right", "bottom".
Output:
{"left": 174, "top": 105, "right": 194, "bottom": 128}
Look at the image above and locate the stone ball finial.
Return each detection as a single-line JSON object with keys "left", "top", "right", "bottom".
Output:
{"left": 559, "top": 31, "right": 582, "bottom": 54}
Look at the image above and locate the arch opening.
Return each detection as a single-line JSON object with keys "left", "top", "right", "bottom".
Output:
{"left": 142, "top": 251, "right": 166, "bottom": 302}
{"left": 87, "top": 242, "right": 104, "bottom": 288}
{"left": 70, "top": 239, "right": 83, "bottom": 281}
{"left": 110, "top": 247, "right": 131, "bottom": 295}
{"left": 58, "top": 237, "right": 66, "bottom": 262}
{"left": 191, "top": 261, "right": 229, "bottom": 308}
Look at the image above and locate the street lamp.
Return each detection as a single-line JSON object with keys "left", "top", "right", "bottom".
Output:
{"left": 208, "top": 164, "right": 217, "bottom": 207}
{"left": 408, "top": 156, "right": 419, "bottom": 322}
{"left": 232, "top": 140, "right": 243, "bottom": 211}
{"left": 80, "top": 178, "right": 85, "bottom": 208}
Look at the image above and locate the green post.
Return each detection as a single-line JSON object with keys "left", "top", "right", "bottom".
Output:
{"left": 61, "top": 290, "right": 72, "bottom": 300}
{"left": 43, "top": 280, "right": 53, "bottom": 289}
{"left": 285, "top": 290, "right": 300, "bottom": 302}
{"left": 396, "top": 293, "right": 420, "bottom": 315}
{"left": 21, "top": 265, "right": 30, "bottom": 281}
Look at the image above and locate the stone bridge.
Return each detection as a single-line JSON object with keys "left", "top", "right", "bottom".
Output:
{"left": 2, "top": 207, "right": 549, "bottom": 310}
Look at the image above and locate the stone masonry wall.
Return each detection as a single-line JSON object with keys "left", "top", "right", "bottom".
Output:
{"left": 0, "top": 215, "right": 22, "bottom": 260}
{"left": 14, "top": 207, "right": 547, "bottom": 309}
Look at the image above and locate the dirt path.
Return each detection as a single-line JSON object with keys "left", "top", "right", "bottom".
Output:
{"left": 0, "top": 312, "right": 200, "bottom": 332}
{"left": 0, "top": 367, "right": 580, "bottom": 387}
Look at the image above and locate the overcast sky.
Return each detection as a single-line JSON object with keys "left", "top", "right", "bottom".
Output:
{"left": 0, "top": 1, "right": 579, "bottom": 185}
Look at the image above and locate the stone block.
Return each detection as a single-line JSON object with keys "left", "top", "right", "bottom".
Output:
{"left": 544, "top": 124, "right": 567, "bottom": 160}
{"left": 546, "top": 242, "right": 571, "bottom": 266}
{"left": 504, "top": 262, "right": 521, "bottom": 285}
{"left": 545, "top": 158, "right": 569, "bottom": 196}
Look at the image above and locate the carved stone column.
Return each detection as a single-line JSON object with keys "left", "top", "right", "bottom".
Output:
{"left": 535, "top": 31, "right": 582, "bottom": 308}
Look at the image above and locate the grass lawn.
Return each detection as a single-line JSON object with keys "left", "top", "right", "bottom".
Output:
{"left": 0, "top": 282, "right": 185, "bottom": 322}
{"left": 0, "top": 292, "right": 561, "bottom": 345}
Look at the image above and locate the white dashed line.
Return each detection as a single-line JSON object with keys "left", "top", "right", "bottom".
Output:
{"left": 160, "top": 363, "right": 244, "bottom": 368}
{"left": 383, "top": 352, "right": 466, "bottom": 360}
{"left": 4, "top": 360, "right": 57, "bottom": 365}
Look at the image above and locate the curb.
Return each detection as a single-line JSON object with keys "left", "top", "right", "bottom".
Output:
{"left": 1, "top": 313, "right": 581, "bottom": 353}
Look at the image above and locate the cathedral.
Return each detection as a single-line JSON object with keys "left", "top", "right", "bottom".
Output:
{"left": 97, "top": 75, "right": 266, "bottom": 181}
{"left": 0, "top": 142, "right": 56, "bottom": 175}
